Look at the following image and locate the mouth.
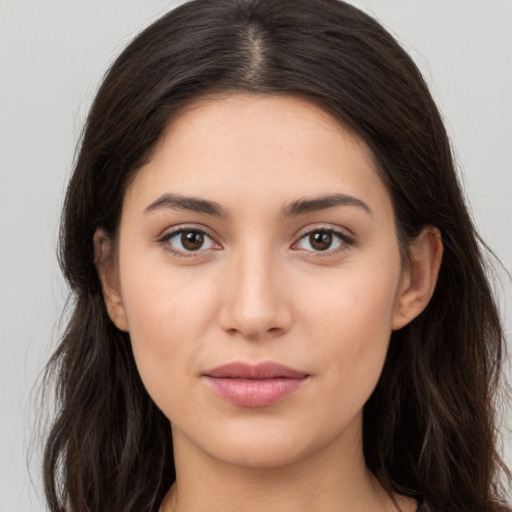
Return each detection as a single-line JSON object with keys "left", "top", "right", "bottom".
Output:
{"left": 202, "top": 361, "right": 310, "bottom": 408}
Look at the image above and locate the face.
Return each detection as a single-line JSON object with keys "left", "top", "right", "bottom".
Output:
{"left": 98, "top": 94, "right": 435, "bottom": 470}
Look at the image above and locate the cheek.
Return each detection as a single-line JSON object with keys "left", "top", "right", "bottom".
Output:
{"left": 299, "top": 260, "right": 401, "bottom": 392}
{"left": 118, "top": 259, "right": 218, "bottom": 407}
{"left": 121, "top": 247, "right": 216, "bottom": 338}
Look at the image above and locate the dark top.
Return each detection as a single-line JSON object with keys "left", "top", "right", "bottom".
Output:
{"left": 416, "top": 502, "right": 511, "bottom": 512}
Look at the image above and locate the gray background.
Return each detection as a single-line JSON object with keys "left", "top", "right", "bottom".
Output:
{"left": 1, "top": 1, "right": 511, "bottom": 510}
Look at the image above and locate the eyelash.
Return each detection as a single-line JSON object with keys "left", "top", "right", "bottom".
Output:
{"left": 158, "top": 225, "right": 355, "bottom": 258}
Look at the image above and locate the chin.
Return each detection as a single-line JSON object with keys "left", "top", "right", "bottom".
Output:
{"left": 175, "top": 412, "right": 358, "bottom": 471}
{"left": 211, "top": 435, "right": 315, "bottom": 470}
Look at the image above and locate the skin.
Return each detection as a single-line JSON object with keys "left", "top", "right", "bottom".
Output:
{"left": 96, "top": 94, "right": 442, "bottom": 512}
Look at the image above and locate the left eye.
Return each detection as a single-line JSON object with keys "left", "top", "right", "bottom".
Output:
{"left": 164, "top": 229, "right": 217, "bottom": 253}
{"left": 295, "top": 230, "right": 347, "bottom": 252}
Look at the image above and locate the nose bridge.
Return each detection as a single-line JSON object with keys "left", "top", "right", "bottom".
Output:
{"left": 220, "top": 237, "right": 290, "bottom": 338}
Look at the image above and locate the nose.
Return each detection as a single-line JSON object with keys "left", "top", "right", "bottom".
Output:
{"left": 218, "top": 244, "right": 292, "bottom": 340}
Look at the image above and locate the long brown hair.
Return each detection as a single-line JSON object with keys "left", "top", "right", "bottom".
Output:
{"left": 43, "top": 1, "right": 510, "bottom": 510}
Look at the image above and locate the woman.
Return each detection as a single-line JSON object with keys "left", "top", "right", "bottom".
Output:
{"left": 42, "top": 0, "right": 510, "bottom": 511}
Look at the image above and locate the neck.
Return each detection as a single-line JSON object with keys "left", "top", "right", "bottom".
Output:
{"left": 160, "top": 416, "right": 416, "bottom": 512}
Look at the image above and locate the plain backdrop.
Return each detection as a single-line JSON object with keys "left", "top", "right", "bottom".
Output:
{"left": 1, "top": 1, "right": 511, "bottom": 510}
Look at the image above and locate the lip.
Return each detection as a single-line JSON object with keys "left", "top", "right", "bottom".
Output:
{"left": 202, "top": 362, "right": 309, "bottom": 408}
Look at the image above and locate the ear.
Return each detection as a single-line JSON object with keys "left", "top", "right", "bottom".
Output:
{"left": 93, "top": 229, "right": 129, "bottom": 332}
{"left": 392, "top": 226, "right": 443, "bottom": 330}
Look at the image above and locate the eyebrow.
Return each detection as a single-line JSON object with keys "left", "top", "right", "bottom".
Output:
{"left": 144, "top": 193, "right": 229, "bottom": 218}
{"left": 144, "top": 192, "right": 372, "bottom": 218}
{"left": 283, "top": 193, "right": 372, "bottom": 217}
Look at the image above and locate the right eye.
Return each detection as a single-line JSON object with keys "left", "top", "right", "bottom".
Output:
{"left": 160, "top": 228, "right": 219, "bottom": 257}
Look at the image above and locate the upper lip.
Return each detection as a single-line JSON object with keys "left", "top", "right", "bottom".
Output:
{"left": 203, "top": 361, "right": 308, "bottom": 379}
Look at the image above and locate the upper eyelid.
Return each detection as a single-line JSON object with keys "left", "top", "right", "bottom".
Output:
{"left": 159, "top": 224, "right": 218, "bottom": 241}
{"left": 294, "top": 224, "right": 355, "bottom": 241}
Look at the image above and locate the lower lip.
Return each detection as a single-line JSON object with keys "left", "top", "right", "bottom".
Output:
{"left": 203, "top": 376, "right": 307, "bottom": 407}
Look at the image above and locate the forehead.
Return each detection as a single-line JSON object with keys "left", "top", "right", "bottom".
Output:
{"left": 124, "top": 93, "right": 391, "bottom": 217}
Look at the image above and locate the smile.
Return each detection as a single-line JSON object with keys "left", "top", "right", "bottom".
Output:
{"left": 202, "top": 361, "right": 310, "bottom": 407}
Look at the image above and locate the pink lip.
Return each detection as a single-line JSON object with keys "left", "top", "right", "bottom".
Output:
{"left": 203, "top": 362, "right": 309, "bottom": 407}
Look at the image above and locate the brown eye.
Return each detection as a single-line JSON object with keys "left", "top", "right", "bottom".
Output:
{"left": 163, "top": 229, "right": 217, "bottom": 255}
{"left": 181, "top": 231, "right": 205, "bottom": 251}
{"left": 295, "top": 228, "right": 351, "bottom": 253}
{"left": 309, "top": 231, "right": 333, "bottom": 251}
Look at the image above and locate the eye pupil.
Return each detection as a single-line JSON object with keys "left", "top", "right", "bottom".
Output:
{"left": 310, "top": 231, "right": 332, "bottom": 251}
{"left": 181, "top": 231, "right": 204, "bottom": 250}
